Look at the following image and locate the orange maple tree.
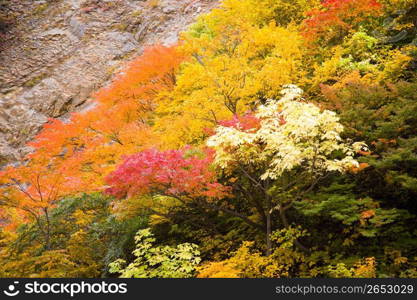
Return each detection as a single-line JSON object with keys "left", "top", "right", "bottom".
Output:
{"left": 28, "top": 45, "right": 185, "bottom": 191}
{"left": 0, "top": 158, "right": 78, "bottom": 247}
{"left": 302, "top": 0, "right": 383, "bottom": 43}
{"left": 0, "top": 45, "right": 186, "bottom": 231}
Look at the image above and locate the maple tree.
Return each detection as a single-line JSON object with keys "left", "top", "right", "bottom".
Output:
{"left": 1, "top": 0, "right": 417, "bottom": 279}
{"left": 153, "top": 12, "right": 304, "bottom": 148}
{"left": 25, "top": 45, "right": 184, "bottom": 194}
{"left": 302, "top": 0, "right": 383, "bottom": 44}
{"left": 209, "top": 85, "right": 364, "bottom": 176}
{"left": 104, "top": 148, "right": 263, "bottom": 226}
{"left": 0, "top": 45, "right": 185, "bottom": 252}
{"left": 207, "top": 85, "right": 365, "bottom": 254}
{"left": 105, "top": 148, "right": 229, "bottom": 201}
{"left": 0, "top": 159, "right": 78, "bottom": 249}
{"left": 109, "top": 228, "right": 201, "bottom": 278}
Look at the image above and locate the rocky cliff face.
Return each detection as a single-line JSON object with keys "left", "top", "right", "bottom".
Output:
{"left": 0, "top": 0, "right": 217, "bottom": 165}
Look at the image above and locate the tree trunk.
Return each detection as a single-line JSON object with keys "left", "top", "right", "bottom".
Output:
{"left": 266, "top": 185, "right": 272, "bottom": 256}
{"left": 266, "top": 211, "right": 272, "bottom": 256}
{"left": 43, "top": 208, "right": 51, "bottom": 250}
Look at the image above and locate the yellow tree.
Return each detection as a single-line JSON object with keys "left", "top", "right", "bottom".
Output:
{"left": 153, "top": 1, "right": 305, "bottom": 148}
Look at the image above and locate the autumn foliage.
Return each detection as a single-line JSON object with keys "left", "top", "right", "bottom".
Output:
{"left": 302, "top": 0, "right": 383, "bottom": 43}
{"left": 105, "top": 148, "right": 230, "bottom": 200}
{"left": 1, "top": 0, "right": 417, "bottom": 278}
{"left": 24, "top": 45, "right": 184, "bottom": 194}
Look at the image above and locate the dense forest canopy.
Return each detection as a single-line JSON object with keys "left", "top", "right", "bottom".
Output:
{"left": 0, "top": 0, "right": 417, "bottom": 278}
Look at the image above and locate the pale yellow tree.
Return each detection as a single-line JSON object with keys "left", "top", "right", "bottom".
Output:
{"left": 207, "top": 85, "right": 366, "bottom": 254}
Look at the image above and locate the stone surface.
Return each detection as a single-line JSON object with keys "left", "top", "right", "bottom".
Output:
{"left": 0, "top": 0, "right": 218, "bottom": 165}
